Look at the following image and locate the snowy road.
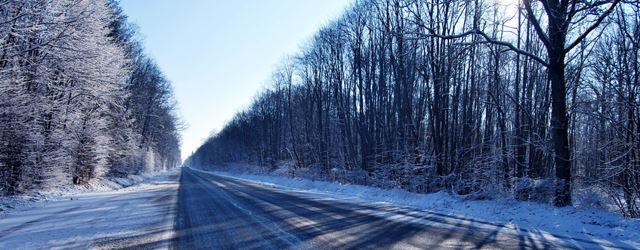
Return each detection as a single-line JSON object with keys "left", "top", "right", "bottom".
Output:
{"left": 1, "top": 168, "right": 632, "bottom": 249}
{"left": 176, "top": 168, "right": 625, "bottom": 249}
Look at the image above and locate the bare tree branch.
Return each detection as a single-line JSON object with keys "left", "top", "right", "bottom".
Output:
{"left": 408, "top": 28, "right": 549, "bottom": 66}
{"left": 523, "top": 0, "right": 552, "bottom": 50}
{"left": 564, "top": 0, "right": 622, "bottom": 53}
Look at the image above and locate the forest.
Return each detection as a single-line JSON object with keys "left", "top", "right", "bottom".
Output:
{"left": 0, "top": 0, "right": 181, "bottom": 194}
{"left": 188, "top": 0, "right": 640, "bottom": 217}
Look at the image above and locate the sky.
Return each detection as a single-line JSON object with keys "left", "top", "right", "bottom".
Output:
{"left": 120, "top": 0, "right": 353, "bottom": 160}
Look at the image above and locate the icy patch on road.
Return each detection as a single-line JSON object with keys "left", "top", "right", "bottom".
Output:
{"left": 0, "top": 169, "right": 178, "bottom": 216}
{"left": 197, "top": 168, "right": 640, "bottom": 249}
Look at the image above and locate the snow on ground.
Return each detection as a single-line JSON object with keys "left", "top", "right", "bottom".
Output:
{"left": 200, "top": 168, "right": 640, "bottom": 248}
{"left": 0, "top": 170, "right": 176, "bottom": 216}
{"left": 0, "top": 169, "right": 179, "bottom": 249}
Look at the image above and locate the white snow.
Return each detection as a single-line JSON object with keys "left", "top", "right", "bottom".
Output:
{"left": 198, "top": 168, "right": 640, "bottom": 249}
{"left": 0, "top": 169, "right": 179, "bottom": 249}
{"left": 0, "top": 170, "right": 174, "bottom": 215}
{"left": 3, "top": 166, "right": 638, "bottom": 248}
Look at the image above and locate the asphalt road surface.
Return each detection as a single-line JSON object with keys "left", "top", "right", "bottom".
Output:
{"left": 175, "top": 168, "right": 623, "bottom": 250}
{"left": 1, "top": 168, "right": 630, "bottom": 249}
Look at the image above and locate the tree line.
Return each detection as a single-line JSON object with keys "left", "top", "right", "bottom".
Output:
{"left": 188, "top": 0, "right": 638, "bottom": 217}
{"left": 0, "top": 0, "right": 182, "bottom": 195}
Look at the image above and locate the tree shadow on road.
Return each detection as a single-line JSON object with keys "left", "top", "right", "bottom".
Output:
{"left": 167, "top": 170, "right": 636, "bottom": 249}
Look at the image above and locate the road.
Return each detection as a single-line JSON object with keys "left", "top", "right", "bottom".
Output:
{"left": 0, "top": 168, "right": 631, "bottom": 249}
{"left": 175, "top": 168, "right": 620, "bottom": 249}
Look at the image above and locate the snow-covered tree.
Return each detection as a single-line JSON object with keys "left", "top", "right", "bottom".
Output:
{"left": 0, "top": 0, "right": 181, "bottom": 194}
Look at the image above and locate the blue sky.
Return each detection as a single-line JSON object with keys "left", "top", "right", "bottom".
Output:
{"left": 120, "top": 0, "right": 353, "bottom": 160}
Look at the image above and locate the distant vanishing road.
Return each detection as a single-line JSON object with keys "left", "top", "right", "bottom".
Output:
{"left": 0, "top": 167, "right": 631, "bottom": 249}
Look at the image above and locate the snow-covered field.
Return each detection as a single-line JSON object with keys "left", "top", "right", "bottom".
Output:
{"left": 205, "top": 169, "right": 640, "bottom": 248}
{"left": 0, "top": 169, "right": 179, "bottom": 249}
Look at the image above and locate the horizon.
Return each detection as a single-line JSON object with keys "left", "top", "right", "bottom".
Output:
{"left": 119, "top": 0, "right": 353, "bottom": 160}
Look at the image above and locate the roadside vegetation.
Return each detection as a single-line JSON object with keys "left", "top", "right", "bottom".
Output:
{"left": 0, "top": 0, "right": 182, "bottom": 195}
{"left": 188, "top": 0, "right": 640, "bottom": 218}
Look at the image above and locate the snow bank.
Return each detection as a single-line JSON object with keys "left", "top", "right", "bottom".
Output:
{"left": 0, "top": 169, "right": 179, "bottom": 216}
{"left": 202, "top": 168, "right": 640, "bottom": 248}
{"left": 0, "top": 170, "right": 179, "bottom": 249}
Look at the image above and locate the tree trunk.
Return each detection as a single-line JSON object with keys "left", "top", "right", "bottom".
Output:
{"left": 548, "top": 44, "right": 572, "bottom": 206}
